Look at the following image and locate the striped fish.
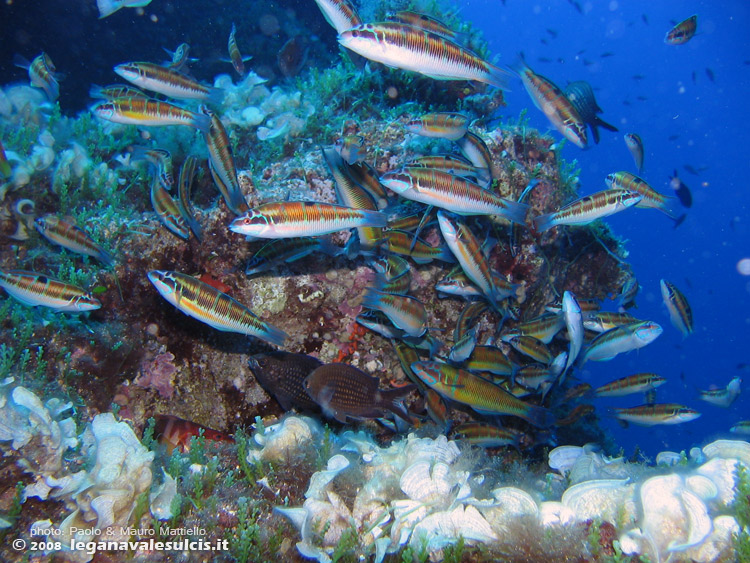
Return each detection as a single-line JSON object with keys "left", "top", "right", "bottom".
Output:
{"left": 202, "top": 107, "right": 249, "bottom": 215}
{"left": 625, "top": 133, "right": 644, "bottom": 173}
{"left": 164, "top": 43, "right": 196, "bottom": 72}
{"left": 508, "top": 335, "right": 553, "bottom": 364}
{"left": 409, "top": 154, "right": 488, "bottom": 185}
{"left": 177, "top": 155, "right": 202, "bottom": 241}
{"left": 457, "top": 132, "right": 493, "bottom": 181}
{"left": 564, "top": 81, "right": 618, "bottom": 145}
{"left": 313, "top": 0, "right": 361, "bottom": 34}
{"left": 452, "top": 422, "right": 522, "bottom": 449}
{"left": 0, "top": 269, "right": 101, "bottom": 312}
{"left": 437, "top": 211, "right": 504, "bottom": 310}
{"left": 462, "top": 345, "right": 514, "bottom": 377}
{"left": 89, "top": 83, "right": 147, "bottom": 100}
{"left": 14, "top": 52, "right": 59, "bottom": 101}
{"left": 580, "top": 320, "right": 663, "bottom": 363}
{"left": 381, "top": 167, "right": 528, "bottom": 224}
{"left": 361, "top": 287, "right": 427, "bottom": 337}
{"left": 664, "top": 15, "right": 697, "bottom": 45}
{"left": 338, "top": 23, "right": 511, "bottom": 89}
{"left": 131, "top": 146, "right": 173, "bottom": 190}
{"left": 387, "top": 10, "right": 463, "bottom": 42}
{"left": 515, "top": 363, "right": 557, "bottom": 391}
{"left": 534, "top": 188, "right": 642, "bottom": 232}
{"left": 35, "top": 215, "right": 113, "bottom": 266}
{"left": 500, "top": 312, "right": 564, "bottom": 344}
{"left": 373, "top": 272, "right": 411, "bottom": 295}
{"left": 370, "top": 255, "right": 411, "bottom": 281}
{"left": 425, "top": 389, "right": 449, "bottom": 430}
{"left": 228, "top": 24, "right": 251, "bottom": 77}
{"left": 346, "top": 161, "right": 390, "bottom": 209}
{"left": 583, "top": 311, "right": 641, "bottom": 333}
{"left": 405, "top": 112, "right": 469, "bottom": 141}
{"left": 381, "top": 229, "right": 455, "bottom": 264}
{"left": 91, "top": 98, "right": 210, "bottom": 131}
{"left": 511, "top": 57, "right": 587, "bottom": 148}
{"left": 411, "top": 361, "right": 556, "bottom": 427}
{"left": 150, "top": 177, "right": 190, "bottom": 239}
{"left": 246, "top": 237, "right": 340, "bottom": 276}
{"left": 605, "top": 171, "right": 679, "bottom": 219}
{"left": 660, "top": 279, "right": 693, "bottom": 337}
{"left": 455, "top": 301, "right": 488, "bottom": 340}
{"left": 148, "top": 271, "right": 287, "bottom": 346}
{"left": 322, "top": 147, "right": 381, "bottom": 251}
{"left": 229, "top": 201, "right": 387, "bottom": 239}
{"left": 448, "top": 327, "right": 477, "bottom": 363}
{"left": 612, "top": 404, "right": 700, "bottom": 426}
{"left": 594, "top": 373, "right": 666, "bottom": 398}
{"left": 698, "top": 376, "right": 742, "bottom": 408}
{"left": 562, "top": 291, "right": 583, "bottom": 374}
{"left": 114, "top": 61, "right": 220, "bottom": 101}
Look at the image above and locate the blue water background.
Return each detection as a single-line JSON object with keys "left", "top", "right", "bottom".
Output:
{"left": 460, "top": 0, "right": 750, "bottom": 457}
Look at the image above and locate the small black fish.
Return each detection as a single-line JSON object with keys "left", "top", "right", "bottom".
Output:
{"left": 705, "top": 67, "right": 715, "bottom": 82}
{"left": 546, "top": 28, "right": 558, "bottom": 38}
{"left": 277, "top": 36, "right": 309, "bottom": 78}
{"left": 538, "top": 56, "right": 552, "bottom": 63}
{"left": 642, "top": 14, "right": 649, "bottom": 25}
{"left": 692, "top": 71, "right": 697, "bottom": 84}
{"left": 636, "top": 95, "right": 648, "bottom": 101}
{"left": 632, "top": 74, "right": 645, "bottom": 81}
{"left": 668, "top": 134, "right": 680, "bottom": 141}
{"left": 670, "top": 169, "right": 693, "bottom": 208}
{"left": 683, "top": 164, "right": 699, "bottom": 175}
{"left": 583, "top": 59, "right": 594, "bottom": 66}
{"left": 601, "top": 51, "right": 614, "bottom": 58}
{"left": 568, "top": 0, "right": 583, "bottom": 14}
{"left": 540, "top": 38, "right": 549, "bottom": 45}
{"left": 304, "top": 363, "right": 414, "bottom": 424}
{"left": 564, "top": 80, "right": 619, "bottom": 144}
{"left": 623, "top": 100, "right": 632, "bottom": 106}
{"left": 249, "top": 352, "right": 322, "bottom": 411}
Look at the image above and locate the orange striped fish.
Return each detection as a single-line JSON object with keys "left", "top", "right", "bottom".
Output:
{"left": 91, "top": 98, "right": 210, "bottom": 131}
{"left": 14, "top": 52, "right": 60, "bottom": 101}
{"left": 361, "top": 287, "right": 427, "bottom": 337}
{"left": 201, "top": 106, "right": 249, "bottom": 215}
{"left": 150, "top": 178, "right": 190, "bottom": 239}
{"left": 456, "top": 132, "right": 493, "bottom": 181}
{"left": 154, "top": 414, "right": 234, "bottom": 454}
{"left": 405, "top": 112, "right": 469, "bottom": 140}
{"left": 381, "top": 167, "right": 528, "bottom": 224}
{"left": 313, "top": 0, "right": 362, "bottom": 34}
{"left": 511, "top": 56, "right": 588, "bottom": 148}
{"left": 338, "top": 23, "right": 511, "bottom": 89}
{"left": 35, "top": 215, "right": 113, "bottom": 266}
{"left": 660, "top": 279, "right": 693, "bottom": 337}
{"left": 452, "top": 422, "right": 522, "bottom": 449}
{"left": 409, "top": 154, "right": 486, "bottom": 184}
{"left": 583, "top": 311, "right": 641, "bottom": 333}
{"left": 228, "top": 24, "right": 251, "bottom": 77}
{"left": 387, "top": 10, "right": 463, "bottom": 42}
{"left": 665, "top": 15, "right": 697, "bottom": 45}
{"left": 177, "top": 155, "right": 202, "bottom": 241}
{"left": 89, "top": 83, "right": 147, "bottom": 100}
{"left": 380, "top": 229, "right": 455, "bottom": 264}
{"left": 605, "top": 171, "right": 680, "bottom": 219}
{"left": 594, "top": 373, "right": 666, "bottom": 398}
{"left": 148, "top": 270, "right": 287, "bottom": 346}
{"left": 508, "top": 335, "right": 553, "bottom": 364}
{"left": 500, "top": 312, "right": 565, "bottom": 344}
{"left": 412, "top": 361, "right": 556, "bottom": 427}
{"left": 0, "top": 269, "right": 101, "bottom": 312}
{"left": 229, "top": 201, "right": 386, "bottom": 239}
{"left": 131, "top": 146, "right": 173, "bottom": 190}
{"left": 114, "top": 61, "right": 220, "bottom": 101}
{"left": 612, "top": 403, "right": 700, "bottom": 426}
{"left": 347, "top": 161, "right": 391, "bottom": 209}
{"left": 624, "top": 133, "right": 644, "bottom": 173}
{"left": 534, "top": 188, "right": 642, "bottom": 232}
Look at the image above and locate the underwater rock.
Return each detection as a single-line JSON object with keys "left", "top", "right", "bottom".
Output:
{"left": 149, "top": 468, "right": 178, "bottom": 520}
{"left": 249, "top": 415, "right": 323, "bottom": 464}
{"left": 561, "top": 478, "right": 636, "bottom": 525}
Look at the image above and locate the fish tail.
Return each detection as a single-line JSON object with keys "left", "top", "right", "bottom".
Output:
{"left": 486, "top": 62, "right": 513, "bottom": 91}
{"left": 191, "top": 111, "right": 211, "bottom": 133}
{"left": 98, "top": 248, "right": 115, "bottom": 267}
{"left": 593, "top": 116, "right": 619, "bottom": 132}
{"left": 89, "top": 84, "right": 107, "bottom": 99}
{"left": 380, "top": 385, "right": 416, "bottom": 424}
{"left": 12, "top": 54, "right": 30, "bottom": 70}
{"left": 258, "top": 323, "right": 288, "bottom": 348}
{"left": 507, "top": 53, "right": 528, "bottom": 77}
{"left": 658, "top": 195, "right": 681, "bottom": 220}
{"left": 533, "top": 212, "right": 555, "bottom": 233}
{"left": 207, "top": 86, "right": 225, "bottom": 106}
{"left": 96, "top": 0, "right": 122, "bottom": 18}
{"left": 360, "top": 209, "right": 389, "bottom": 228}
{"left": 524, "top": 404, "right": 557, "bottom": 428}
{"left": 361, "top": 287, "right": 385, "bottom": 311}
{"left": 499, "top": 199, "right": 530, "bottom": 225}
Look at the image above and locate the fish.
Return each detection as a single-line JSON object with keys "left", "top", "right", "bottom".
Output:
{"left": 91, "top": 98, "right": 210, "bottom": 131}
{"left": 556, "top": 404, "right": 596, "bottom": 426}
{"left": 304, "top": 363, "right": 414, "bottom": 424}
{"left": 163, "top": 43, "right": 197, "bottom": 72}
{"left": 632, "top": 74, "right": 645, "bottom": 81}
{"left": 405, "top": 112, "right": 469, "bottom": 141}
{"left": 533, "top": 188, "right": 642, "bottom": 233}
{"left": 387, "top": 10, "right": 463, "bottom": 42}
{"left": 562, "top": 291, "right": 583, "bottom": 376}
{"left": 454, "top": 301, "right": 488, "bottom": 340}
{"left": 600, "top": 51, "right": 614, "bottom": 58}
{"left": 584, "top": 311, "right": 641, "bottom": 333}
{"left": 665, "top": 15, "right": 698, "bottom": 45}
{"left": 361, "top": 288, "right": 427, "bottom": 337}
{"left": 594, "top": 373, "right": 667, "bottom": 397}
{"left": 563, "top": 81, "right": 619, "bottom": 145}
{"left": 338, "top": 23, "right": 512, "bottom": 90}
{"left": 411, "top": 361, "right": 556, "bottom": 427}
{"left": 380, "top": 229, "right": 455, "bottom": 264}
{"left": 13, "top": 52, "right": 60, "bottom": 101}
{"left": 500, "top": 312, "right": 565, "bottom": 344}
{"left": 698, "top": 376, "right": 741, "bottom": 408}
{"left": 0, "top": 140, "right": 13, "bottom": 179}
{"left": 229, "top": 202, "right": 387, "bottom": 239}
{"left": 248, "top": 352, "right": 323, "bottom": 411}
{"left": 507, "top": 335, "right": 553, "bottom": 364}
{"left": 615, "top": 278, "right": 640, "bottom": 309}
{"left": 154, "top": 414, "right": 233, "bottom": 454}
{"left": 150, "top": 177, "right": 190, "bottom": 239}
{"left": 177, "top": 155, "right": 202, "bottom": 241}
{"left": 334, "top": 134, "right": 366, "bottom": 165}
{"left": 451, "top": 422, "right": 522, "bottom": 449}
{"left": 147, "top": 270, "right": 287, "bottom": 347}
{"left": 35, "top": 215, "right": 114, "bottom": 266}
{"left": 669, "top": 170, "right": 692, "bottom": 208}
{"left": 347, "top": 161, "right": 391, "bottom": 209}
{"left": 114, "top": 62, "right": 220, "bottom": 102}
{"left": 456, "top": 132, "right": 493, "bottom": 181}
{"left": 245, "top": 237, "right": 340, "bottom": 276}
{"left": 730, "top": 421, "right": 750, "bottom": 435}
{"left": 515, "top": 363, "right": 558, "bottom": 391}
{"left": 437, "top": 211, "right": 506, "bottom": 310}
{"left": 381, "top": 168, "right": 529, "bottom": 224}
{"left": 201, "top": 106, "right": 249, "bottom": 215}
{"left": 313, "top": 0, "right": 362, "bottom": 35}
{"left": 370, "top": 255, "right": 411, "bottom": 281}
{"left": 373, "top": 271, "right": 411, "bottom": 295}
{"left": 580, "top": 321, "right": 663, "bottom": 363}
{"left": 705, "top": 67, "right": 715, "bottom": 83}
{"left": 96, "top": 0, "right": 152, "bottom": 18}
{"left": 612, "top": 404, "right": 700, "bottom": 426}
{"left": 462, "top": 346, "right": 514, "bottom": 377}
{"left": 0, "top": 269, "right": 101, "bottom": 312}
{"left": 660, "top": 279, "right": 693, "bottom": 337}
{"left": 89, "top": 83, "right": 147, "bottom": 100}
{"left": 624, "top": 133, "right": 644, "bottom": 173}
{"left": 278, "top": 36, "right": 309, "bottom": 78}
{"left": 448, "top": 326, "right": 477, "bottom": 363}
{"left": 131, "top": 146, "right": 174, "bottom": 190}
{"left": 511, "top": 57, "right": 588, "bottom": 148}
{"left": 228, "top": 24, "right": 252, "bottom": 77}
{"left": 425, "top": 389, "right": 449, "bottom": 430}
{"left": 605, "top": 171, "right": 680, "bottom": 219}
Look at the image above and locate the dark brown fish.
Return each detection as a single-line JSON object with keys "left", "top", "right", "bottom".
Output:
{"left": 249, "top": 352, "right": 322, "bottom": 411}
{"left": 304, "top": 363, "right": 414, "bottom": 424}
{"left": 278, "top": 36, "right": 309, "bottom": 78}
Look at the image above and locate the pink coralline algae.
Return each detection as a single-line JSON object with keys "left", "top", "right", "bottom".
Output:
{"left": 135, "top": 352, "right": 178, "bottom": 399}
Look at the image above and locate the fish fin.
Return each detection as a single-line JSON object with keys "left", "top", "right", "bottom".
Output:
{"left": 485, "top": 62, "right": 513, "bottom": 91}
{"left": 532, "top": 212, "right": 555, "bottom": 233}
{"left": 592, "top": 116, "right": 619, "bottom": 132}
{"left": 591, "top": 124, "right": 601, "bottom": 145}
{"left": 191, "top": 112, "right": 211, "bottom": 134}
{"left": 13, "top": 54, "right": 31, "bottom": 70}
{"left": 96, "top": 0, "right": 122, "bottom": 18}
{"left": 524, "top": 404, "right": 557, "bottom": 428}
